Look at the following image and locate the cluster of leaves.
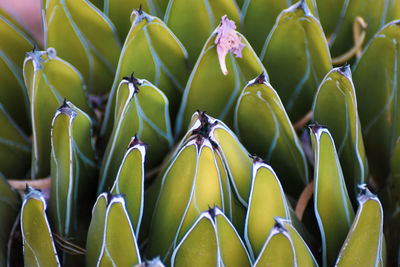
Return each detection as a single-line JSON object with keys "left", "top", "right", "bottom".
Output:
{"left": 0, "top": 0, "right": 399, "bottom": 266}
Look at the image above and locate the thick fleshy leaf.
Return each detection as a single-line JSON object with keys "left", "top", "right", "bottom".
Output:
{"left": 254, "top": 218, "right": 317, "bottom": 266}
{"left": 21, "top": 187, "right": 60, "bottom": 267}
{"left": 175, "top": 18, "right": 266, "bottom": 136}
{"left": 45, "top": 0, "right": 121, "bottom": 94}
{"left": 171, "top": 207, "right": 250, "bottom": 267}
{"left": 235, "top": 73, "right": 308, "bottom": 196}
{"left": 310, "top": 125, "right": 354, "bottom": 267}
{"left": 86, "top": 193, "right": 109, "bottom": 267}
{"left": 244, "top": 159, "right": 290, "bottom": 259}
{"left": 0, "top": 104, "right": 30, "bottom": 178}
{"left": 353, "top": 21, "right": 400, "bottom": 185}
{"left": 179, "top": 112, "right": 253, "bottom": 208}
{"left": 253, "top": 221, "right": 295, "bottom": 267}
{"left": 328, "top": 0, "right": 388, "bottom": 58}
{"left": 101, "top": 9, "right": 189, "bottom": 140}
{"left": 316, "top": 0, "right": 346, "bottom": 37}
{"left": 23, "top": 48, "right": 91, "bottom": 178}
{"left": 165, "top": 0, "right": 240, "bottom": 65}
{"left": 261, "top": 0, "right": 331, "bottom": 122}
{"left": 336, "top": 186, "right": 385, "bottom": 266}
{"left": 241, "top": 0, "right": 288, "bottom": 54}
{"left": 110, "top": 137, "right": 146, "bottom": 236}
{"left": 0, "top": 15, "right": 34, "bottom": 133}
{"left": 49, "top": 101, "right": 96, "bottom": 248}
{"left": 98, "top": 76, "right": 173, "bottom": 193}
{"left": 280, "top": 219, "right": 318, "bottom": 267}
{"left": 0, "top": 176, "right": 20, "bottom": 266}
{"left": 97, "top": 195, "right": 141, "bottom": 266}
{"left": 147, "top": 138, "right": 223, "bottom": 262}
{"left": 104, "top": 0, "right": 163, "bottom": 41}
{"left": 381, "top": 137, "right": 400, "bottom": 266}
{"left": 313, "top": 65, "right": 368, "bottom": 202}
{"left": 385, "top": 0, "right": 400, "bottom": 22}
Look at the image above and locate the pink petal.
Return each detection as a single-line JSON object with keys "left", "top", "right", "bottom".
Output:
{"left": 215, "top": 15, "right": 244, "bottom": 75}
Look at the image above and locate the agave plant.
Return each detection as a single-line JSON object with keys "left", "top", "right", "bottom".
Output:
{"left": 1, "top": 0, "right": 399, "bottom": 266}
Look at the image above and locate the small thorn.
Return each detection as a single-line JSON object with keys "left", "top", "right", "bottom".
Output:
{"left": 123, "top": 72, "right": 141, "bottom": 93}
{"left": 254, "top": 72, "right": 266, "bottom": 84}
{"left": 138, "top": 4, "right": 143, "bottom": 15}
{"left": 208, "top": 205, "right": 217, "bottom": 221}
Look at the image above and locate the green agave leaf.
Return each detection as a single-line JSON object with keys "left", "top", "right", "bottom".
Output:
{"left": 0, "top": 176, "right": 20, "bottom": 266}
{"left": 335, "top": 185, "right": 384, "bottom": 266}
{"left": 98, "top": 75, "right": 173, "bottom": 193}
{"left": 21, "top": 187, "right": 60, "bottom": 267}
{"left": 279, "top": 219, "right": 318, "bottom": 267}
{"left": 175, "top": 16, "right": 266, "bottom": 136}
{"left": 261, "top": 0, "right": 331, "bottom": 123}
{"left": 315, "top": 0, "right": 346, "bottom": 37}
{"left": 0, "top": 104, "right": 30, "bottom": 178}
{"left": 353, "top": 20, "right": 400, "bottom": 185}
{"left": 147, "top": 138, "right": 223, "bottom": 262}
{"left": 86, "top": 193, "right": 109, "bottom": 267}
{"left": 97, "top": 195, "right": 141, "bottom": 266}
{"left": 179, "top": 112, "right": 253, "bottom": 209}
{"left": 253, "top": 220, "right": 295, "bottom": 267}
{"left": 312, "top": 65, "right": 368, "bottom": 202}
{"left": 165, "top": 0, "right": 240, "bottom": 65}
{"left": 328, "top": 0, "right": 388, "bottom": 58}
{"left": 110, "top": 136, "right": 146, "bottom": 236}
{"left": 49, "top": 101, "right": 97, "bottom": 247}
{"left": 310, "top": 125, "right": 354, "bottom": 267}
{"left": 244, "top": 159, "right": 291, "bottom": 259}
{"left": 235, "top": 73, "right": 308, "bottom": 196}
{"left": 101, "top": 9, "right": 189, "bottom": 140}
{"left": 45, "top": 0, "right": 121, "bottom": 94}
{"left": 254, "top": 218, "right": 317, "bottom": 267}
{"left": 381, "top": 136, "right": 400, "bottom": 266}
{"left": 0, "top": 15, "right": 34, "bottom": 133}
{"left": 385, "top": 0, "right": 400, "bottom": 22}
{"left": 241, "top": 0, "right": 288, "bottom": 55}
{"left": 23, "top": 48, "right": 91, "bottom": 178}
{"left": 171, "top": 207, "right": 251, "bottom": 267}
{"left": 104, "top": 0, "right": 163, "bottom": 41}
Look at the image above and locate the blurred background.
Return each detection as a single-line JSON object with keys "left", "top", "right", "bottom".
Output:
{"left": 0, "top": 0, "right": 43, "bottom": 45}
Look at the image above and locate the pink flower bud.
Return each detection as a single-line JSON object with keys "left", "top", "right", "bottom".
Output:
{"left": 215, "top": 15, "right": 245, "bottom": 75}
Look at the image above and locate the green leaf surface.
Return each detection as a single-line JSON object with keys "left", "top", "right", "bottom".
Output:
{"left": 110, "top": 138, "right": 146, "bottom": 236}
{"left": 313, "top": 66, "right": 368, "bottom": 202}
{"left": 171, "top": 207, "right": 251, "bottom": 267}
{"left": 253, "top": 222, "right": 295, "bottom": 267}
{"left": 336, "top": 186, "right": 384, "bottom": 266}
{"left": 0, "top": 176, "right": 20, "bottom": 266}
{"left": 148, "top": 138, "right": 223, "bottom": 262}
{"left": 261, "top": 1, "right": 331, "bottom": 122}
{"left": 101, "top": 11, "right": 188, "bottom": 140}
{"left": 310, "top": 126, "right": 354, "bottom": 267}
{"left": 97, "top": 196, "right": 141, "bottom": 267}
{"left": 98, "top": 78, "right": 172, "bottom": 193}
{"left": 23, "top": 49, "right": 91, "bottom": 178}
{"left": 45, "top": 0, "right": 120, "bottom": 94}
{"left": 21, "top": 188, "right": 60, "bottom": 267}
{"left": 235, "top": 74, "right": 308, "bottom": 196}
{"left": 244, "top": 160, "right": 290, "bottom": 259}
{"left": 175, "top": 25, "right": 266, "bottom": 136}
{"left": 0, "top": 104, "right": 30, "bottom": 178}
{"left": 165, "top": 0, "right": 240, "bottom": 65}
{"left": 328, "top": 0, "right": 387, "bottom": 58}
{"left": 49, "top": 101, "right": 97, "bottom": 249}
{"left": 353, "top": 21, "right": 400, "bottom": 185}
{"left": 0, "top": 15, "right": 34, "bottom": 133}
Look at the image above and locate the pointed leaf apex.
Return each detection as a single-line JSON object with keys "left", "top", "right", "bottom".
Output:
{"left": 207, "top": 205, "right": 217, "bottom": 222}
{"left": 128, "top": 135, "right": 147, "bottom": 150}
{"left": 123, "top": 72, "right": 141, "bottom": 93}
{"left": 308, "top": 123, "right": 324, "bottom": 134}
{"left": 357, "top": 184, "right": 377, "bottom": 203}
{"left": 215, "top": 15, "right": 245, "bottom": 75}
{"left": 337, "top": 65, "right": 352, "bottom": 78}
{"left": 287, "top": 0, "right": 311, "bottom": 16}
{"left": 254, "top": 72, "right": 267, "bottom": 84}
